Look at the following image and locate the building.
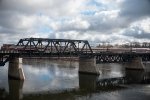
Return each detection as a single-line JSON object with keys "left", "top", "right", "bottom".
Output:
{"left": 1, "top": 44, "right": 15, "bottom": 50}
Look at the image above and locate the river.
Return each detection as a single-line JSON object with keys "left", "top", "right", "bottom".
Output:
{"left": 0, "top": 58, "right": 150, "bottom": 100}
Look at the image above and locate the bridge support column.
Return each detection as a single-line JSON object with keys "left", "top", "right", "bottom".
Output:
{"left": 125, "top": 57, "right": 145, "bottom": 70}
{"left": 79, "top": 57, "right": 99, "bottom": 75}
{"left": 8, "top": 58, "right": 25, "bottom": 80}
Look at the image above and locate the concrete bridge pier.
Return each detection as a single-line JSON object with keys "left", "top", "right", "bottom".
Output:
{"left": 125, "top": 57, "right": 145, "bottom": 70}
{"left": 8, "top": 58, "right": 25, "bottom": 80}
{"left": 79, "top": 56, "right": 99, "bottom": 75}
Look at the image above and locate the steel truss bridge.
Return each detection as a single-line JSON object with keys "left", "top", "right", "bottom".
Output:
{"left": 0, "top": 38, "right": 93, "bottom": 66}
{"left": 0, "top": 38, "right": 150, "bottom": 66}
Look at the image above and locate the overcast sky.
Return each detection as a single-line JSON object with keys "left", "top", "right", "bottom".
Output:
{"left": 0, "top": 0, "right": 150, "bottom": 45}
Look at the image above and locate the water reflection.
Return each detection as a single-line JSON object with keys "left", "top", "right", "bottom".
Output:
{"left": 8, "top": 80, "right": 24, "bottom": 100}
{"left": 79, "top": 74, "right": 98, "bottom": 91}
{"left": 97, "top": 63, "right": 125, "bottom": 79}
{"left": 0, "top": 80, "right": 24, "bottom": 100}
{"left": 22, "top": 59, "right": 79, "bottom": 94}
{"left": 2, "top": 74, "right": 126, "bottom": 100}
{"left": 79, "top": 74, "right": 125, "bottom": 93}
{"left": 0, "top": 59, "right": 150, "bottom": 100}
{"left": 125, "top": 70, "right": 150, "bottom": 84}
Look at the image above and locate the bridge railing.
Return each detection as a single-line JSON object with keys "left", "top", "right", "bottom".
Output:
{"left": 92, "top": 48, "right": 150, "bottom": 54}
{"left": 0, "top": 50, "right": 19, "bottom": 53}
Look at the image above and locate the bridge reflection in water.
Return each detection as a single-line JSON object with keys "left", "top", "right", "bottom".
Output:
{"left": 0, "top": 59, "right": 150, "bottom": 100}
{"left": 1, "top": 71, "right": 150, "bottom": 100}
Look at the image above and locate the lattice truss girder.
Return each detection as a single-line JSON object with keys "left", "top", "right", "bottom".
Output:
{"left": 16, "top": 38, "right": 93, "bottom": 55}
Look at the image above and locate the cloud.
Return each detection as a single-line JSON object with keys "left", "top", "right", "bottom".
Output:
{"left": 50, "top": 17, "right": 90, "bottom": 32}
{"left": 85, "top": 10, "right": 122, "bottom": 33}
{"left": 0, "top": 0, "right": 86, "bottom": 16}
{"left": 0, "top": 0, "right": 150, "bottom": 45}
{"left": 122, "top": 26, "right": 150, "bottom": 40}
{"left": 0, "top": 0, "right": 86, "bottom": 36}
{"left": 120, "top": 0, "right": 150, "bottom": 21}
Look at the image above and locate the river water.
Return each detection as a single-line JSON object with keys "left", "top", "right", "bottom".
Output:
{"left": 0, "top": 58, "right": 150, "bottom": 100}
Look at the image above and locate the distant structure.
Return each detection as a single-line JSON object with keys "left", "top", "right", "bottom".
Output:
{"left": 1, "top": 44, "right": 15, "bottom": 50}
{"left": 96, "top": 42, "right": 150, "bottom": 48}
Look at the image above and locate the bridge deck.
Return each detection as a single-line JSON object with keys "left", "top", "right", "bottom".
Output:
{"left": 1, "top": 51, "right": 150, "bottom": 66}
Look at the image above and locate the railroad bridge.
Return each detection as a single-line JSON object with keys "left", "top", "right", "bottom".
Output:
{"left": 0, "top": 38, "right": 150, "bottom": 80}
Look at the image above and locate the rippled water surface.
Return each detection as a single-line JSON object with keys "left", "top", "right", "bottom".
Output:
{"left": 0, "top": 58, "right": 150, "bottom": 100}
